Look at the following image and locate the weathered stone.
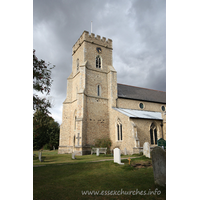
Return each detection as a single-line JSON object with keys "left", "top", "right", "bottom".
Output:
{"left": 143, "top": 142, "right": 150, "bottom": 158}
{"left": 72, "top": 152, "right": 76, "bottom": 159}
{"left": 96, "top": 148, "right": 99, "bottom": 156}
{"left": 151, "top": 146, "right": 166, "bottom": 187}
{"left": 39, "top": 151, "right": 42, "bottom": 162}
{"left": 114, "top": 148, "right": 124, "bottom": 165}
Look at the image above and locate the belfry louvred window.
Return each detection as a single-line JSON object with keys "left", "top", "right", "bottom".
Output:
{"left": 96, "top": 56, "right": 101, "bottom": 68}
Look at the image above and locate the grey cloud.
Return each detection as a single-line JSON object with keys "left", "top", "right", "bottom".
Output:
{"left": 33, "top": 0, "right": 166, "bottom": 124}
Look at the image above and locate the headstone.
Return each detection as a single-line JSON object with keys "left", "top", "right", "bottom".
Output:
{"left": 53, "top": 146, "right": 55, "bottom": 150}
{"left": 96, "top": 148, "right": 99, "bottom": 156}
{"left": 114, "top": 148, "right": 124, "bottom": 165}
{"left": 124, "top": 148, "right": 127, "bottom": 155}
{"left": 39, "top": 151, "right": 42, "bottom": 162}
{"left": 151, "top": 146, "right": 166, "bottom": 187}
{"left": 143, "top": 142, "right": 150, "bottom": 158}
{"left": 72, "top": 152, "right": 76, "bottom": 159}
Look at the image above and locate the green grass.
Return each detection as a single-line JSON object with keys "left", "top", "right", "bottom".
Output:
{"left": 33, "top": 152, "right": 166, "bottom": 200}
{"left": 33, "top": 150, "right": 140, "bottom": 166}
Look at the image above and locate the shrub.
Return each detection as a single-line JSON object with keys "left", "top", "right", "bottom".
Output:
{"left": 94, "top": 138, "right": 112, "bottom": 154}
{"left": 43, "top": 143, "right": 51, "bottom": 150}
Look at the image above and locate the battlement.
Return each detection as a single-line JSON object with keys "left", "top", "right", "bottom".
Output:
{"left": 72, "top": 31, "right": 112, "bottom": 54}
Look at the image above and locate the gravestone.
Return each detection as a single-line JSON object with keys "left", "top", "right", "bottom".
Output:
{"left": 72, "top": 152, "right": 76, "bottom": 159}
{"left": 114, "top": 148, "right": 124, "bottom": 165}
{"left": 157, "top": 138, "right": 166, "bottom": 150}
{"left": 124, "top": 148, "right": 127, "bottom": 155}
{"left": 39, "top": 151, "right": 42, "bottom": 162}
{"left": 151, "top": 146, "right": 166, "bottom": 187}
{"left": 96, "top": 148, "right": 99, "bottom": 156}
{"left": 53, "top": 146, "right": 55, "bottom": 150}
{"left": 143, "top": 142, "right": 150, "bottom": 158}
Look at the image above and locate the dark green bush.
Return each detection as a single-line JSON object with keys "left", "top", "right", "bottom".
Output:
{"left": 94, "top": 138, "right": 112, "bottom": 154}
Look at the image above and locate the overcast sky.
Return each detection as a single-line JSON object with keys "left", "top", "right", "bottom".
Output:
{"left": 33, "top": 0, "right": 166, "bottom": 124}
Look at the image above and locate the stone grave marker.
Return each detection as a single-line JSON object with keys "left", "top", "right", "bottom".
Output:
{"left": 143, "top": 142, "right": 150, "bottom": 158}
{"left": 96, "top": 148, "right": 99, "bottom": 156}
{"left": 39, "top": 151, "right": 42, "bottom": 162}
{"left": 114, "top": 148, "right": 124, "bottom": 165}
{"left": 151, "top": 146, "right": 166, "bottom": 187}
{"left": 72, "top": 152, "right": 76, "bottom": 159}
{"left": 124, "top": 148, "right": 127, "bottom": 155}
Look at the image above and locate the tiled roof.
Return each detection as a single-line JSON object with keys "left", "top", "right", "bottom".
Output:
{"left": 117, "top": 83, "right": 166, "bottom": 104}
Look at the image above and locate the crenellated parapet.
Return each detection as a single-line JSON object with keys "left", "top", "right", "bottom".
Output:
{"left": 72, "top": 30, "right": 112, "bottom": 55}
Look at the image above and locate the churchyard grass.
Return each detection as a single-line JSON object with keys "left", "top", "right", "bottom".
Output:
{"left": 33, "top": 150, "right": 140, "bottom": 166}
{"left": 33, "top": 153, "right": 166, "bottom": 200}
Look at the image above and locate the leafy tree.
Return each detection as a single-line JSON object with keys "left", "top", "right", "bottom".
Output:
{"left": 33, "top": 110, "right": 60, "bottom": 150}
{"left": 33, "top": 49, "right": 55, "bottom": 114}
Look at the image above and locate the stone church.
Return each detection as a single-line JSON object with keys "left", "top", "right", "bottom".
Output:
{"left": 58, "top": 31, "right": 166, "bottom": 155}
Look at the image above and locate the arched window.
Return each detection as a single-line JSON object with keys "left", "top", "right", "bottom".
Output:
{"left": 117, "top": 119, "right": 122, "bottom": 141}
{"left": 150, "top": 122, "right": 157, "bottom": 145}
{"left": 77, "top": 58, "right": 79, "bottom": 71}
{"left": 96, "top": 55, "right": 101, "bottom": 68}
{"left": 150, "top": 129, "right": 154, "bottom": 144}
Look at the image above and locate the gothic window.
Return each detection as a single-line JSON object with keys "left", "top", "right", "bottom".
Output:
{"left": 150, "top": 122, "right": 157, "bottom": 145}
{"left": 117, "top": 119, "right": 122, "bottom": 141}
{"left": 117, "top": 124, "right": 120, "bottom": 140}
{"left": 120, "top": 124, "right": 122, "bottom": 140}
{"left": 154, "top": 129, "right": 157, "bottom": 144}
{"left": 97, "top": 85, "right": 101, "bottom": 96}
{"left": 96, "top": 55, "right": 101, "bottom": 68}
{"left": 77, "top": 58, "right": 79, "bottom": 71}
{"left": 150, "top": 129, "right": 154, "bottom": 144}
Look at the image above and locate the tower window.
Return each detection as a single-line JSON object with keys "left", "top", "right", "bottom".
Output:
{"left": 97, "top": 85, "right": 101, "bottom": 96}
{"left": 96, "top": 55, "right": 101, "bottom": 68}
{"left": 77, "top": 58, "right": 79, "bottom": 71}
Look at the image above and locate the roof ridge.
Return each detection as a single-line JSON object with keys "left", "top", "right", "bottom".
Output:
{"left": 117, "top": 83, "right": 166, "bottom": 93}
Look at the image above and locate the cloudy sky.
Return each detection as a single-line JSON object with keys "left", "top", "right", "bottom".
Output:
{"left": 33, "top": 0, "right": 166, "bottom": 124}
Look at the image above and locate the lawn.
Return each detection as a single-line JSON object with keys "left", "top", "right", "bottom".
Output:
{"left": 33, "top": 150, "right": 140, "bottom": 166}
{"left": 33, "top": 151, "right": 166, "bottom": 200}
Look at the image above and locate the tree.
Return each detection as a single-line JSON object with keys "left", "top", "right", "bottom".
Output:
{"left": 33, "top": 49, "right": 55, "bottom": 114}
{"left": 33, "top": 110, "right": 60, "bottom": 150}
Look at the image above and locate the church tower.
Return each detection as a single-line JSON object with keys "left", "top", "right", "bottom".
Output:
{"left": 58, "top": 31, "right": 117, "bottom": 155}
